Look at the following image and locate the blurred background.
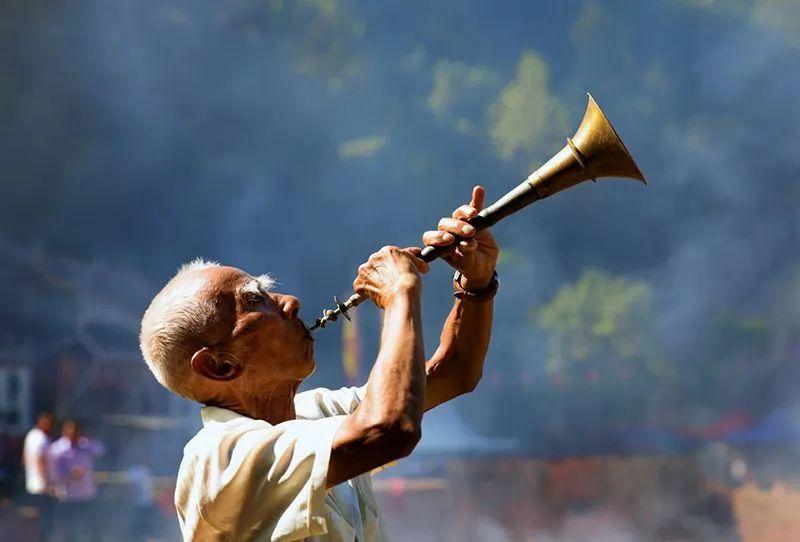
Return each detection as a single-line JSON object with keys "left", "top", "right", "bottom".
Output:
{"left": 1, "top": 1, "right": 799, "bottom": 540}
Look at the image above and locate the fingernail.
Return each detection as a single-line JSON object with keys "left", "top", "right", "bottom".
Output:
{"left": 442, "top": 232, "right": 454, "bottom": 242}
{"left": 462, "top": 224, "right": 475, "bottom": 235}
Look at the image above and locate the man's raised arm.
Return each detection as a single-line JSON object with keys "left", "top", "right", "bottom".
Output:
{"left": 326, "top": 246, "right": 429, "bottom": 488}
{"left": 419, "top": 185, "right": 500, "bottom": 411}
{"left": 424, "top": 287, "right": 494, "bottom": 410}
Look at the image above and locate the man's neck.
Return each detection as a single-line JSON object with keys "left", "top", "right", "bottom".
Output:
{"left": 229, "top": 379, "right": 300, "bottom": 425}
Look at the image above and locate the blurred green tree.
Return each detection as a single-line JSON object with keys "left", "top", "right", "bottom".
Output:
{"left": 427, "top": 60, "right": 500, "bottom": 136}
{"left": 534, "top": 268, "right": 672, "bottom": 380}
{"left": 487, "top": 50, "right": 568, "bottom": 164}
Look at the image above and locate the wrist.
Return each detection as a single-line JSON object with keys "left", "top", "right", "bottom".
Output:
{"left": 385, "top": 278, "right": 421, "bottom": 307}
{"left": 459, "top": 272, "right": 494, "bottom": 290}
{"left": 453, "top": 270, "right": 498, "bottom": 302}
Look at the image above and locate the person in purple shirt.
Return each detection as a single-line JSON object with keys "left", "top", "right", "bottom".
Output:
{"left": 48, "top": 420, "right": 104, "bottom": 542}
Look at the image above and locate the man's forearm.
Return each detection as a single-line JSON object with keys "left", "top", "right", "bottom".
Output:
{"left": 425, "top": 296, "right": 493, "bottom": 409}
{"left": 360, "top": 291, "right": 426, "bottom": 429}
{"left": 328, "top": 250, "right": 428, "bottom": 487}
{"left": 327, "top": 292, "right": 426, "bottom": 487}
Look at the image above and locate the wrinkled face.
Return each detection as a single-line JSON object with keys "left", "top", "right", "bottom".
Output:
{"left": 201, "top": 266, "right": 315, "bottom": 384}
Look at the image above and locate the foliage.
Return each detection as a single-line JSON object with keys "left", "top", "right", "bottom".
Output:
{"left": 269, "top": 0, "right": 365, "bottom": 87}
{"left": 488, "top": 51, "right": 568, "bottom": 162}
{"left": 427, "top": 60, "right": 500, "bottom": 135}
{"left": 676, "top": 0, "right": 800, "bottom": 37}
{"left": 337, "top": 135, "right": 386, "bottom": 159}
{"left": 535, "top": 269, "right": 658, "bottom": 376}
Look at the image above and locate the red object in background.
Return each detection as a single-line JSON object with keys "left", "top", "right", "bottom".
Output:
{"left": 157, "top": 484, "right": 177, "bottom": 517}
{"left": 388, "top": 478, "right": 407, "bottom": 498}
{"left": 684, "top": 410, "right": 755, "bottom": 439}
{"left": 386, "top": 478, "right": 407, "bottom": 515}
{"left": 546, "top": 458, "right": 602, "bottom": 505}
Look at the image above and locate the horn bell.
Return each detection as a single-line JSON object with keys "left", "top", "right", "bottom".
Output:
{"left": 528, "top": 93, "right": 646, "bottom": 199}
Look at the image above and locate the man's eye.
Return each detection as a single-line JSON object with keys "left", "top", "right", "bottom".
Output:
{"left": 245, "top": 294, "right": 262, "bottom": 307}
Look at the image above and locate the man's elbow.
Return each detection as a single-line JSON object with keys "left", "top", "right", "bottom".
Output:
{"left": 365, "top": 417, "right": 422, "bottom": 459}
{"left": 461, "top": 368, "right": 483, "bottom": 394}
{"left": 393, "top": 424, "right": 422, "bottom": 458}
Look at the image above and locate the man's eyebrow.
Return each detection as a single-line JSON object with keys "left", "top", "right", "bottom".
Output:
{"left": 254, "top": 273, "right": 276, "bottom": 292}
{"left": 239, "top": 274, "right": 276, "bottom": 296}
{"left": 239, "top": 280, "right": 262, "bottom": 296}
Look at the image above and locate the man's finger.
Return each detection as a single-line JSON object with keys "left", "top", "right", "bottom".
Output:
{"left": 423, "top": 230, "right": 456, "bottom": 246}
{"left": 470, "top": 185, "right": 485, "bottom": 212}
{"left": 457, "top": 238, "right": 478, "bottom": 253}
{"left": 452, "top": 205, "right": 478, "bottom": 221}
{"left": 438, "top": 217, "right": 476, "bottom": 237}
{"left": 403, "top": 247, "right": 430, "bottom": 273}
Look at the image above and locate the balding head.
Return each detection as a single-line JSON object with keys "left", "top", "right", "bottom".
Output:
{"left": 139, "top": 260, "right": 275, "bottom": 400}
{"left": 141, "top": 259, "right": 314, "bottom": 409}
{"left": 140, "top": 259, "right": 222, "bottom": 399}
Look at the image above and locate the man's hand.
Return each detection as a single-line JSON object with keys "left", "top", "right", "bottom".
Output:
{"left": 353, "top": 246, "right": 429, "bottom": 309}
{"left": 421, "top": 186, "right": 499, "bottom": 289}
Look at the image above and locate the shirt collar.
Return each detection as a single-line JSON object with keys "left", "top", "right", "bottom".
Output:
{"left": 200, "top": 405, "right": 259, "bottom": 426}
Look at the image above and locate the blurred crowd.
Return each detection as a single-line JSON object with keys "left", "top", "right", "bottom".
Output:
{"left": 23, "top": 413, "right": 101, "bottom": 542}
{"left": 13, "top": 412, "right": 156, "bottom": 542}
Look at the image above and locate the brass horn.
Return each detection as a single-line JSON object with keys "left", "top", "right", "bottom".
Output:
{"left": 309, "top": 94, "right": 645, "bottom": 331}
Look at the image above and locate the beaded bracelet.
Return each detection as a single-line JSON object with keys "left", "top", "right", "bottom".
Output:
{"left": 452, "top": 270, "right": 499, "bottom": 301}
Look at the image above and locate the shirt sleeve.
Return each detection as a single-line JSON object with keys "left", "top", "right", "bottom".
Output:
{"left": 30, "top": 433, "right": 47, "bottom": 458}
{"left": 25, "top": 434, "right": 47, "bottom": 459}
{"left": 294, "top": 385, "right": 367, "bottom": 420}
{"left": 190, "top": 416, "right": 346, "bottom": 541}
{"left": 27, "top": 433, "right": 49, "bottom": 481}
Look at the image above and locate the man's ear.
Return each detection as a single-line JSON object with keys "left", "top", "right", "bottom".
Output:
{"left": 190, "top": 347, "right": 242, "bottom": 381}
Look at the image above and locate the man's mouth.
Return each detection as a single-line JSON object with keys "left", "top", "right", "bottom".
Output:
{"left": 300, "top": 319, "right": 315, "bottom": 342}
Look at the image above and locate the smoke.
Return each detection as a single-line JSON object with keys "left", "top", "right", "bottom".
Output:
{"left": 2, "top": 1, "right": 800, "bottom": 538}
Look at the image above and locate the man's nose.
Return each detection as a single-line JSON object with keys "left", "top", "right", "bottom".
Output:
{"left": 280, "top": 295, "right": 301, "bottom": 319}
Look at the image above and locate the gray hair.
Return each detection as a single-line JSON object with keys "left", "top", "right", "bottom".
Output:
{"left": 139, "top": 259, "right": 277, "bottom": 400}
{"left": 139, "top": 259, "right": 223, "bottom": 399}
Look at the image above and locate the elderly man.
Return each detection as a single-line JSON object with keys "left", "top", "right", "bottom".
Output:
{"left": 140, "top": 186, "right": 499, "bottom": 541}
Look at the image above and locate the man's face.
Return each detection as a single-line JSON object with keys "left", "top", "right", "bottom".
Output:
{"left": 62, "top": 421, "right": 80, "bottom": 443}
{"left": 201, "top": 267, "right": 316, "bottom": 384}
{"left": 39, "top": 415, "right": 54, "bottom": 435}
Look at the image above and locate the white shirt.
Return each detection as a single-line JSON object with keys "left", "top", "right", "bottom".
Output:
{"left": 23, "top": 427, "right": 50, "bottom": 494}
{"left": 175, "top": 386, "right": 386, "bottom": 542}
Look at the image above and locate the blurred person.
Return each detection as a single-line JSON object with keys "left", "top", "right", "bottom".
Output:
{"left": 126, "top": 463, "right": 157, "bottom": 542}
{"left": 23, "top": 411, "right": 55, "bottom": 541}
{"left": 49, "top": 420, "right": 105, "bottom": 542}
{"left": 140, "top": 187, "right": 499, "bottom": 541}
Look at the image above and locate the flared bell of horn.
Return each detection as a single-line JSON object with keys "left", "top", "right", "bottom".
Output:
{"left": 527, "top": 93, "right": 646, "bottom": 199}
{"left": 310, "top": 93, "right": 648, "bottom": 332}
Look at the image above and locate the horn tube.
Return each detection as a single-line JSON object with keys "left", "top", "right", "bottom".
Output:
{"left": 309, "top": 94, "right": 646, "bottom": 331}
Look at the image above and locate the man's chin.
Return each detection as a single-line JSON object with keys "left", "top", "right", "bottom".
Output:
{"left": 299, "top": 350, "right": 316, "bottom": 379}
